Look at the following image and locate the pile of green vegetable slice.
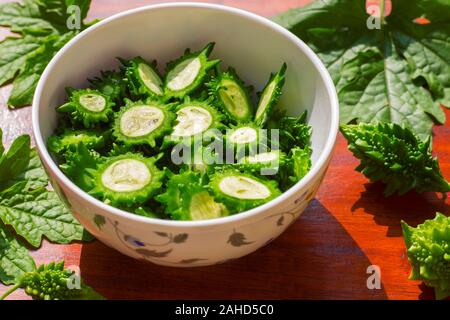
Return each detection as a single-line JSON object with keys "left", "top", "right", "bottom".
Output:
{"left": 47, "top": 43, "right": 313, "bottom": 221}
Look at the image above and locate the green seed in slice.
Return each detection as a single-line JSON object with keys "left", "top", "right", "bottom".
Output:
{"left": 238, "top": 150, "right": 287, "bottom": 176}
{"left": 209, "top": 169, "right": 281, "bottom": 213}
{"left": 122, "top": 57, "right": 164, "bottom": 99}
{"left": 255, "top": 63, "right": 287, "bottom": 126}
{"left": 57, "top": 88, "right": 115, "bottom": 128}
{"left": 113, "top": 100, "right": 175, "bottom": 147}
{"left": 90, "top": 153, "right": 163, "bottom": 206}
{"left": 207, "top": 68, "right": 253, "bottom": 123}
{"left": 169, "top": 100, "right": 225, "bottom": 142}
{"left": 226, "top": 122, "right": 265, "bottom": 157}
{"left": 165, "top": 43, "right": 220, "bottom": 99}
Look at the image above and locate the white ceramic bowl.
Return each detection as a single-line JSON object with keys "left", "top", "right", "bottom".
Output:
{"left": 32, "top": 3, "right": 339, "bottom": 267}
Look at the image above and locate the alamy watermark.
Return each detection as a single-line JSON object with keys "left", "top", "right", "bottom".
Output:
{"left": 366, "top": 265, "right": 382, "bottom": 290}
{"left": 66, "top": 5, "right": 82, "bottom": 30}
{"left": 171, "top": 128, "right": 281, "bottom": 176}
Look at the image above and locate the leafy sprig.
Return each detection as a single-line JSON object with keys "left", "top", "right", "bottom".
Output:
{"left": 0, "top": 0, "right": 95, "bottom": 108}
{"left": 0, "top": 129, "right": 98, "bottom": 299}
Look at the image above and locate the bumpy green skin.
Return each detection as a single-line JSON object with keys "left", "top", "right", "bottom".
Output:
{"left": 122, "top": 57, "right": 164, "bottom": 99}
{"left": 89, "top": 69, "right": 127, "bottom": 103}
{"left": 269, "top": 111, "right": 311, "bottom": 152}
{"left": 164, "top": 43, "right": 220, "bottom": 99}
{"left": 341, "top": 123, "right": 450, "bottom": 196}
{"left": 167, "top": 99, "right": 226, "bottom": 144}
{"left": 207, "top": 68, "right": 253, "bottom": 123}
{"left": 208, "top": 169, "right": 282, "bottom": 214}
{"left": 19, "top": 262, "right": 104, "bottom": 300}
{"left": 60, "top": 143, "right": 103, "bottom": 192}
{"left": 89, "top": 153, "right": 164, "bottom": 207}
{"left": 254, "top": 63, "right": 287, "bottom": 126}
{"left": 112, "top": 99, "right": 175, "bottom": 148}
{"left": 226, "top": 122, "right": 266, "bottom": 158}
{"left": 47, "top": 129, "right": 105, "bottom": 155}
{"left": 238, "top": 150, "right": 287, "bottom": 177}
{"left": 402, "top": 213, "right": 450, "bottom": 300}
{"left": 156, "top": 171, "right": 228, "bottom": 220}
{"left": 57, "top": 88, "right": 115, "bottom": 128}
{"left": 278, "top": 147, "right": 312, "bottom": 191}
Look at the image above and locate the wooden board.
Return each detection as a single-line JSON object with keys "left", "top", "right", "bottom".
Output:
{"left": 0, "top": 0, "right": 447, "bottom": 300}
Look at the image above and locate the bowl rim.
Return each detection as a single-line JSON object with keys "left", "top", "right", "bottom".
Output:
{"left": 32, "top": 2, "right": 339, "bottom": 228}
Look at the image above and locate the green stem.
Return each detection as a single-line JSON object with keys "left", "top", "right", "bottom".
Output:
{"left": 379, "top": 0, "right": 386, "bottom": 26}
{"left": 0, "top": 282, "right": 22, "bottom": 300}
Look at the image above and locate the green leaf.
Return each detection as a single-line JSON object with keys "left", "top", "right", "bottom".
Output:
{"left": 0, "top": 0, "right": 59, "bottom": 35}
{"left": 0, "top": 36, "right": 42, "bottom": 86}
{"left": 393, "top": 24, "right": 450, "bottom": 106}
{"left": 274, "top": 0, "right": 450, "bottom": 139}
{"left": 11, "top": 149, "right": 49, "bottom": 190}
{"left": 0, "top": 134, "right": 31, "bottom": 189}
{"left": 338, "top": 41, "right": 444, "bottom": 141}
{"left": 341, "top": 123, "right": 450, "bottom": 196}
{"left": 0, "top": 183, "right": 86, "bottom": 248}
{"left": 0, "top": 223, "right": 36, "bottom": 285}
{"left": 8, "top": 32, "right": 75, "bottom": 108}
{"left": 0, "top": 0, "right": 94, "bottom": 108}
{"left": 0, "top": 0, "right": 92, "bottom": 35}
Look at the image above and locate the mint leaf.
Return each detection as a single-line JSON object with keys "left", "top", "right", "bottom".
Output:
{"left": 0, "top": 223, "right": 36, "bottom": 285}
{"left": 0, "top": 183, "right": 86, "bottom": 248}
{"left": 274, "top": 0, "right": 450, "bottom": 139}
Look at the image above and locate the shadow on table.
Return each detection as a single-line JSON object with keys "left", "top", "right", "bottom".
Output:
{"left": 79, "top": 200, "right": 388, "bottom": 300}
{"left": 351, "top": 183, "right": 450, "bottom": 237}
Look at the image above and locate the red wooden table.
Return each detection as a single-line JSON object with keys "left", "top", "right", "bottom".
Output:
{"left": 0, "top": 0, "right": 448, "bottom": 300}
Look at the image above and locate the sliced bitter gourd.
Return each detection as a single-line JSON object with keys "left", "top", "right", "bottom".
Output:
{"left": 169, "top": 99, "right": 225, "bottom": 143}
{"left": 89, "top": 153, "right": 164, "bottom": 206}
{"left": 156, "top": 170, "right": 228, "bottom": 221}
{"left": 164, "top": 43, "right": 220, "bottom": 99}
{"left": 181, "top": 145, "right": 222, "bottom": 173}
{"left": 89, "top": 69, "right": 127, "bottom": 103}
{"left": 226, "top": 122, "right": 266, "bottom": 158}
{"left": 278, "top": 147, "right": 312, "bottom": 191}
{"left": 254, "top": 63, "right": 287, "bottom": 126}
{"left": 207, "top": 68, "right": 253, "bottom": 123}
{"left": 60, "top": 143, "right": 103, "bottom": 192}
{"left": 57, "top": 88, "right": 115, "bottom": 128}
{"left": 238, "top": 150, "right": 287, "bottom": 176}
{"left": 122, "top": 57, "right": 164, "bottom": 99}
{"left": 209, "top": 169, "right": 281, "bottom": 213}
{"left": 47, "top": 129, "right": 106, "bottom": 155}
{"left": 113, "top": 99, "right": 175, "bottom": 147}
